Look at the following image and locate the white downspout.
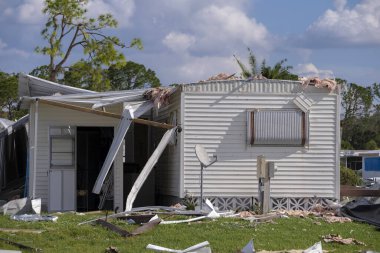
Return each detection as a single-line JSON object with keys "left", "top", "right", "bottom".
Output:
{"left": 32, "top": 99, "right": 39, "bottom": 198}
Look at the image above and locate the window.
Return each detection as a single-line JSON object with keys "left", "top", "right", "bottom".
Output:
{"left": 247, "top": 109, "right": 307, "bottom": 146}
{"left": 50, "top": 126, "right": 75, "bottom": 167}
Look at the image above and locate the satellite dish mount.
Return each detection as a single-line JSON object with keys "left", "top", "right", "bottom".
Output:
{"left": 195, "top": 144, "right": 217, "bottom": 210}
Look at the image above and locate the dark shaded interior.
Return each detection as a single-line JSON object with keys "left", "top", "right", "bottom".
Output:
{"left": 76, "top": 127, "right": 113, "bottom": 211}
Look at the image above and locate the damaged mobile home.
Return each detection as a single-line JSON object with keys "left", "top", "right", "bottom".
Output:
{"left": 18, "top": 74, "right": 340, "bottom": 212}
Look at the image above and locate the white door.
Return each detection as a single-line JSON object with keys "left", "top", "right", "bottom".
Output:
{"left": 48, "top": 127, "right": 76, "bottom": 212}
{"left": 48, "top": 169, "right": 76, "bottom": 212}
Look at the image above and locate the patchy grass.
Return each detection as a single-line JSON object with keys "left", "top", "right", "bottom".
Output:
{"left": 0, "top": 213, "right": 379, "bottom": 252}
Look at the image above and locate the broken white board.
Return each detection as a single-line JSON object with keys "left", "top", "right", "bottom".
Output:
{"left": 125, "top": 127, "right": 177, "bottom": 211}
{"left": 147, "top": 241, "right": 211, "bottom": 253}
{"left": 303, "top": 241, "right": 322, "bottom": 253}
{"left": 241, "top": 240, "right": 255, "bottom": 253}
{"left": 160, "top": 216, "right": 207, "bottom": 225}
{"left": 1, "top": 198, "right": 41, "bottom": 215}
{"left": 92, "top": 107, "right": 134, "bottom": 194}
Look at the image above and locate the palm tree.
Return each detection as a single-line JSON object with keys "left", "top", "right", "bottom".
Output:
{"left": 234, "top": 48, "right": 298, "bottom": 81}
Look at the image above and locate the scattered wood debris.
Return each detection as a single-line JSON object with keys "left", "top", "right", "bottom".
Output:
{"left": 95, "top": 217, "right": 162, "bottom": 237}
{"left": 0, "top": 228, "right": 45, "bottom": 234}
{"left": 322, "top": 234, "right": 366, "bottom": 245}
{"left": 105, "top": 246, "right": 119, "bottom": 253}
{"left": 0, "top": 237, "right": 42, "bottom": 252}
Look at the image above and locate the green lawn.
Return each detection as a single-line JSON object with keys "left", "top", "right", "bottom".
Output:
{"left": 0, "top": 213, "right": 379, "bottom": 252}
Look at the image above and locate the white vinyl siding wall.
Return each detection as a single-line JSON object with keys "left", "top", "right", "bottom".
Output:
{"left": 153, "top": 90, "right": 182, "bottom": 197}
{"left": 182, "top": 80, "right": 339, "bottom": 199}
{"left": 29, "top": 102, "right": 123, "bottom": 210}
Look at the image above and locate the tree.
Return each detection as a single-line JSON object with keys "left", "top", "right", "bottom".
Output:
{"left": 234, "top": 48, "right": 259, "bottom": 78}
{"left": 234, "top": 48, "right": 298, "bottom": 80}
{"left": 108, "top": 61, "right": 161, "bottom": 90}
{"left": 63, "top": 60, "right": 109, "bottom": 91}
{"left": 36, "top": 0, "right": 142, "bottom": 83}
{"left": 0, "top": 71, "right": 18, "bottom": 120}
{"left": 29, "top": 65, "right": 51, "bottom": 80}
{"left": 341, "top": 81, "right": 373, "bottom": 119}
{"left": 261, "top": 59, "right": 298, "bottom": 80}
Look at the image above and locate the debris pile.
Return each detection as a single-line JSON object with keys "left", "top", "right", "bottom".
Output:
{"left": 144, "top": 87, "right": 174, "bottom": 110}
{"left": 300, "top": 77, "right": 337, "bottom": 92}
{"left": 322, "top": 234, "right": 366, "bottom": 246}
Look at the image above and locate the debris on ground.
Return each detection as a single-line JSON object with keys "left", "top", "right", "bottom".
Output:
{"left": 0, "top": 228, "right": 45, "bottom": 234}
{"left": 303, "top": 241, "right": 323, "bottom": 253}
{"left": 252, "top": 241, "right": 324, "bottom": 253}
{"left": 170, "top": 203, "right": 186, "bottom": 209}
{"left": 240, "top": 239, "right": 254, "bottom": 253}
{"left": 238, "top": 211, "right": 256, "bottom": 218}
{"left": 340, "top": 198, "right": 380, "bottom": 228}
{"left": 104, "top": 246, "right": 119, "bottom": 253}
{"left": 0, "top": 237, "right": 42, "bottom": 252}
{"left": 0, "top": 198, "right": 41, "bottom": 215}
{"left": 146, "top": 241, "right": 211, "bottom": 253}
{"left": 323, "top": 216, "right": 351, "bottom": 223}
{"left": 243, "top": 213, "right": 281, "bottom": 223}
{"left": 322, "top": 234, "right": 366, "bottom": 245}
{"left": 11, "top": 214, "right": 58, "bottom": 222}
{"left": 117, "top": 214, "right": 155, "bottom": 224}
{"left": 96, "top": 217, "right": 162, "bottom": 237}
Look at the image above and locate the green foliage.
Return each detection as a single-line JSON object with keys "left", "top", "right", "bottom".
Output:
{"left": 108, "top": 61, "right": 161, "bottom": 90}
{"left": 63, "top": 60, "right": 110, "bottom": 91}
{"left": 29, "top": 65, "right": 51, "bottom": 80}
{"left": 261, "top": 58, "right": 298, "bottom": 80}
{"left": 340, "top": 166, "right": 362, "bottom": 186}
{"left": 364, "top": 139, "right": 378, "bottom": 150}
{"left": 0, "top": 71, "right": 18, "bottom": 120}
{"left": 341, "top": 140, "right": 353, "bottom": 150}
{"left": 36, "top": 0, "right": 142, "bottom": 83}
{"left": 341, "top": 82, "right": 373, "bottom": 119}
{"left": 234, "top": 48, "right": 298, "bottom": 80}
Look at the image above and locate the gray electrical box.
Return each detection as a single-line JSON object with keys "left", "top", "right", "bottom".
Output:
{"left": 267, "top": 161, "right": 275, "bottom": 178}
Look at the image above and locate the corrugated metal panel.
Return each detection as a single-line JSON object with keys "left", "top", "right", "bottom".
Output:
{"left": 252, "top": 110, "right": 304, "bottom": 145}
{"left": 182, "top": 92, "right": 338, "bottom": 198}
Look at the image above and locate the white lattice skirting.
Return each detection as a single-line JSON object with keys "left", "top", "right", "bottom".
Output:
{"left": 198, "top": 197, "right": 336, "bottom": 211}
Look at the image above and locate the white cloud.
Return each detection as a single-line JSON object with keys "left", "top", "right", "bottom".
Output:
{"left": 158, "top": 3, "right": 272, "bottom": 83}
{"left": 294, "top": 63, "right": 334, "bottom": 79}
{"left": 86, "top": 0, "right": 135, "bottom": 27}
{"left": 17, "top": 0, "right": 44, "bottom": 24}
{"left": 0, "top": 38, "right": 30, "bottom": 58}
{"left": 162, "top": 4, "right": 272, "bottom": 56}
{"left": 306, "top": 0, "right": 380, "bottom": 46}
{"left": 194, "top": 5, "right": 270, "bottom": 50}
{"left": 2, "top": 0, "right": 135, "bottom": 27}
{"left": 163, "top": 32, "right": 196, "bottom": 53}
{"left": 177, "top": 55, "right": 239, "bottom": 82}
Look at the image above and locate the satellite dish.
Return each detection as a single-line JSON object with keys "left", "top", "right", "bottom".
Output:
{"left": 195, "top": 144, "right": 210, "bottom": 166}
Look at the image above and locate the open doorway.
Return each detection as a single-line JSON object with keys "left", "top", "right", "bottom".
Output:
{"left": 124, "top": 123, "right": 155, "bottom": 208}
{"left": 76, "top": 127, "right": 113, "bottom": 212}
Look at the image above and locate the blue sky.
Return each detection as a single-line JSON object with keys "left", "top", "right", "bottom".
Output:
{"left": 0, "top": 0, "right": 379, "bottom": 86}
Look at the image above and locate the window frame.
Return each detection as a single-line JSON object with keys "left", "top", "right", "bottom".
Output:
{"left": 247, "top": 109, "right": 308, "bottom": 147}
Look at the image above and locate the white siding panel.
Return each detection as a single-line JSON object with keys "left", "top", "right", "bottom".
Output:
{"left": 34, "top": 103, "right": 121, "bottom": 209}
{"left": 183, "top": 91, "right": 338, "bottom": 199}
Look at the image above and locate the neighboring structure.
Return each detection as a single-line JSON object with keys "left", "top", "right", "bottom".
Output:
{"left": 0, "top": 115, "right": 29, "bottom": 200}
{"left": 341, "top": 150, "right": 380, "bottom": 179}
{"left": 19, "top": 74, "right": 341, "bottom": 212}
